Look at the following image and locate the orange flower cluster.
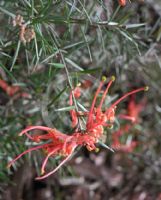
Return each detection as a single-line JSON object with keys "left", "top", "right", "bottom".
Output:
{"left": 112, "top": 95, "right": 146, "bottom": 152}
{"left": 7, "top": 77, "right": 148, "bottom": 180}
{"left": 118, "top": 0, "right": 126, "bottom": 6}
{"left": 0, "top": 78, "right": 30, "bottom": 98}
{"left": 118, "top": 0, "right": 144, "bottom": 7}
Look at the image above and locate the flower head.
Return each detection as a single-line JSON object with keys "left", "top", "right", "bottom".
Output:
{"left": 8, "top": 126, "right": 79, "bottom": 180}
{"left": 119, "top": 95, "right": 146, "bottom": 123}
{"left": 118, "top": 0, "right": 126, "bottom": 6}
{"left": 0, "top": 78, "right": 30, "bottom": 98}
{"left": 85, "top": 76, "right": 147, "bottom": 140}
{"left": 7, "top": 77, "right": 148, "bottom": 179}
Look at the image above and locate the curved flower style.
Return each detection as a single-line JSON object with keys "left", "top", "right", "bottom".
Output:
{"left": 7, "top": 77, "right": 148, "bottom": 180}
{"left": 7, "top": 126, "right": 79, "bottom": 180}
{"left": 85, "top": 77, "right": 148, "bottom": 140}
{"left": 7, "top": 126, "right": 100, "bottom": 180}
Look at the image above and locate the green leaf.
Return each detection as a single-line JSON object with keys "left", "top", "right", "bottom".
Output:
{"left": 10, "top": 40, "right": 21, "bottom": 71}
{"left": 55, "top": 106, "right": 75, "bottom": 112}
{"left": 74, "top": 67, "right": 101, "bottom": 75}
{"left": 49, "top": 63, "right": 64, "bottom": 68}
{"left": 48, "top": 86, "right": 68, "bottom": 108}
{"left": 0, "top": 62, "right": 17, "bottom": 82}
{"left": 125, "top": 23, "right": 147, "bottom": 29}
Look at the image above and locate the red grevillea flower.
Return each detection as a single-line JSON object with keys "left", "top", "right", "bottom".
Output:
{"left": 111, "top": 125, "right": 138, "bottom": 153}
{"left": 118, "top": 0, "right": 144, "bottom": 7}
{"left": 112, "top": 96, "right": 146, "bottom": 152}
{"left": 7, "top": 126, "right": 79, "bottom": 180}
{"left": 127, "top": 96, "right": 146, "bottom": 123}
{"left": 118, "top": 0, "right": 126, "bottom": 6}
{"left": 7, "top": 126, "right": 99, "bottom": 180}
{"left": 119, "top": 95, "right": 146, "bottom": 123}
{"left": 0, "top": 78, "right": 30, "bottom": 98}
{"left": 85, "top": 76, "right": 148, "bottom": 141}
{"left": 7, "top": 77, "right": 148, "bottom": 179}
